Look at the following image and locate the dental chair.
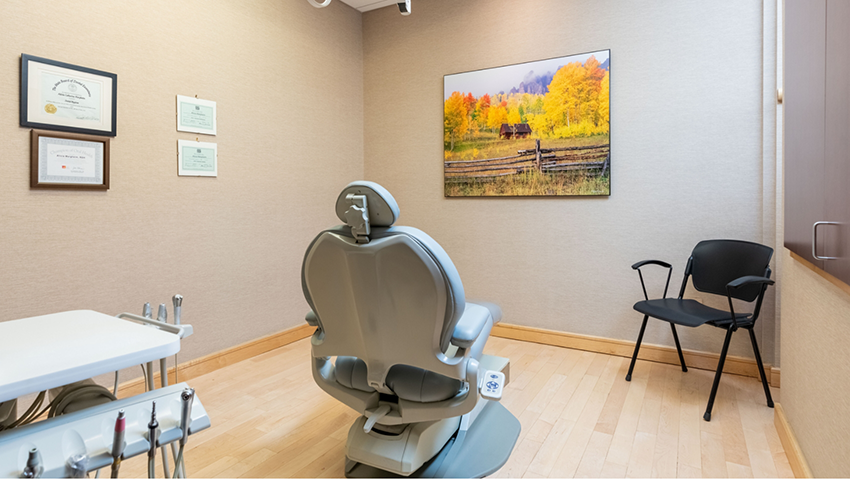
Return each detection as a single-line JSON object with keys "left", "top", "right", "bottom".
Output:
{"left": 301, "top": 181, "right": 520, "bottom": 477}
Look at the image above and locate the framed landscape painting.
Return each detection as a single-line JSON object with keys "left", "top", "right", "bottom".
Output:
{"left": 444, "top": 49, "right": 610, "bottom": 197}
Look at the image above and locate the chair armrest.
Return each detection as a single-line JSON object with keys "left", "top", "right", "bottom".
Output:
{"left": 305, "top": 310, "right": 319, "bottom": 327}
{"left": 451, "top": 305, "right": 490, "bottom": 349}
{"left": 631, "top": 259, "right": 672, "bottom": 270}
{"left": 723, "top": 276, "right": 775, "bottom": 329}
{"left": 726, "top": 275, "right": 775, "bottom": 289}
{"left": 632, "top": 260, "right": 673, "bottom": 300}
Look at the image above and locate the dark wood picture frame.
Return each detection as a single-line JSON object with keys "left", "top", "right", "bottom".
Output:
{"left": 20, "top": 54, "right": 118, "bottom": 137}
{"left": 31, "top": 129, "right": 110, "bottom": 190}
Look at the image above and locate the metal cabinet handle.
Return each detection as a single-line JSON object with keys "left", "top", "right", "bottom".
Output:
{"left": 812, "top": 221, "right": 841, "bottom": 260}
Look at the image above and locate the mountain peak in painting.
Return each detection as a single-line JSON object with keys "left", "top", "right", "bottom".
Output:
{"left": 509, "top": 70, "right": 556, "bottom": 95}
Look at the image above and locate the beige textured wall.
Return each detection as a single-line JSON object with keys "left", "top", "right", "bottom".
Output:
{"left": 363, "top": 0, "right": 778, "bottom": 361}
{"left": 0, "top": 1, "right": 363, "bottom": 369}
{"left": 779, "top": 250, "right": 850, "bottom": 477}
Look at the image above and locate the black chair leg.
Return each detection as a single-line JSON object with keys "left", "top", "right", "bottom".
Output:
{"left": 704, "top": 327, "right": 734, "bottom": 422}
{"left": 626, "top": 315, "right": 649, "bottom": 381}
{"left": 748, "top": 327, "right": 774, "bottom": 408}
{"left": 670, "top": 323, "right": 688, "bottom": 372}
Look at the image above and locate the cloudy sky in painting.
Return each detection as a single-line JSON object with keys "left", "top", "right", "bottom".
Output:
{"left": 444, "top": 50, "right": 609, "bottom": 100}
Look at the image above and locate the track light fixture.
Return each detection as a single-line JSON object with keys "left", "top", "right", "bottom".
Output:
{"left": 307, "top": 0, "right": 411, "bottom": 15}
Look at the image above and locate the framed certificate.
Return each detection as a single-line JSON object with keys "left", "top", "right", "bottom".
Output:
{"left": 31, "top": 130, "right": 110, "bottom": 190}
{"left": 20, "top": 55, "right": 117, "bottom": 137}
{"left": 178, "top": 139, "right": 217, "bottom": 177}
{"left": 177, "top": 95, "right": 216, "bottom": 135}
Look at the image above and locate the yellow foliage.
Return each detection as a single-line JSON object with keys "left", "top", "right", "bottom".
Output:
{"left": 444, "top": 91, "right": 469, "bottom": 150}
{"left": 487, "top": 104, "right": 508, "bottom": 131}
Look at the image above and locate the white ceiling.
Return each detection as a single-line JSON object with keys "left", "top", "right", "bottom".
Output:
{"left": 338, "top": 0, "right": 399, "bottom": 12}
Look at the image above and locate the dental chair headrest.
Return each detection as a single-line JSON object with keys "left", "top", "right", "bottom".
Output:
{"left": 336, "top": 182, "right": 400, "bottom": 242}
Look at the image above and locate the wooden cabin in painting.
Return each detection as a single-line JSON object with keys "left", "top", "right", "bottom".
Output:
{"left": 499, "top": 123, "right": 532, "bottom": 139}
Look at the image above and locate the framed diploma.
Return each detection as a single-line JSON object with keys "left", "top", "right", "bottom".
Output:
{"left": 178, "top": 139, "right": 217, "bottom": 177}
{"left": 20, "top": 54, "right": 118, "bottom": 137}
{"left": 176, "top": 95, "right": 216, "bottom": 135}
{"left": 30, "top": 130, "right": 110, "bottom": 190}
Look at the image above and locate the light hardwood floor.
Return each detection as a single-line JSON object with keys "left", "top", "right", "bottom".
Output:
{"left": 119, "top": 337, "right": 793, "bottom": 478}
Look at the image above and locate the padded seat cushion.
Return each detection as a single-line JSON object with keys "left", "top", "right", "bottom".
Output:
{"left": 334, "top": 357, "right": 462, "bottom": 403}
{"left": 634, "top": 299, "right": 750, "bottom": 328}
{"left": 335, "top": 356, "right": 373, "bottom": 393}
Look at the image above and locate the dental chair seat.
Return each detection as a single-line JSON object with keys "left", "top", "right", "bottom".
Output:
{"left": 302, "top": 181, "right": 520, "bottom": 477}
{"left": 336, "top": 357, "right": 463, "bottom": 403}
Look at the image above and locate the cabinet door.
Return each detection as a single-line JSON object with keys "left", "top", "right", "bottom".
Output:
{"left": 825, "top": 0, "right": 850, "bottom": 283}
{"left": 785, "top": 0, "right": 826, "bottom": 267}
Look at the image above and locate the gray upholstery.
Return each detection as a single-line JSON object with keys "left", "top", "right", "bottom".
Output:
{"left": 386, "top": 365, "right": 463, "bottom": 403}
{"left": 335, "top": 357, "right": 463, "bottom": 403}
{"left": 451, "top": 304, "right": 491, "bottom": 349}
{"left": 335, "top": 356, "right": 374, "bottom": 393}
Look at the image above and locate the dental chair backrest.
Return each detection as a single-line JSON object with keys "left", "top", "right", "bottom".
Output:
{"left": 302, "top": 181, "right": 467, "bottom": 394}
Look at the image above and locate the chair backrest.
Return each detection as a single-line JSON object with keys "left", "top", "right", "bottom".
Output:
{"left": 301, "top": 182, "right": 466, "bottom": 392}
{"left": 686, "top": 239, "right": 773, "bottom": 302}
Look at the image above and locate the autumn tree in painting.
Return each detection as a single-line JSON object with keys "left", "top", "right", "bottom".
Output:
{"left": 444, "top": 91, "right": 469, "bottom": 151}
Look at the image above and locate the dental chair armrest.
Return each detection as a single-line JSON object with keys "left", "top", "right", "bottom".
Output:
{"left": 467, "top": 301, "right": 502, "bottom": 324}
{"left": 451, "top": 305, "right": 490, "bottom": 349}
{"left": 305, "top": 310, "right": 319, "bottom": 327}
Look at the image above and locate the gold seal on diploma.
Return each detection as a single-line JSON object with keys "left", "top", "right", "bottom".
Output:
{"left": 44, "top": 104, "right": 57, "bottom": 114}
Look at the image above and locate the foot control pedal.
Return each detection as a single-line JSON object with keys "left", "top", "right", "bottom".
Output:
{"left": 481, "top": 370, "right": 505, "bottom": 400}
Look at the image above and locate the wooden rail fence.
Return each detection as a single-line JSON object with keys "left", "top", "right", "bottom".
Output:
{"left": 445, "top": 140, "right": 609, "bottom": 182}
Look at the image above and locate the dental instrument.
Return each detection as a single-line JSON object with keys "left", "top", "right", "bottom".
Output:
{"left": 147, "top": 402, "right": 159, "bottom": 479}
{"left": 110, "top": 410, "right": 125, "bottom": 478}
{"left": 21, "top": 448, "right": 42, "bottom": 478}
{"left": 172, "top": 388, "right": 194, "bottom": 479}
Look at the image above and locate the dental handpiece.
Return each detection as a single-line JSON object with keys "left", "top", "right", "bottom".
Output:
{"left": 157, "top": 304, "right": 167, "bottom": 323}
{"left": 110, "top": 410, "right": 125, "bottom": 478}
{"left": 172, "top": 295, "right": 183, "bottom": 325}
{"left": 180, "top": 388, "right": 194, "bottom": 446}
{"left": 143, "top": 302, "right": 152, "bottom": 319}
{"left": 147, "top": 402, "right": 159, "bottom": 479}
{"left": 21, "top": 447, "right": 42, "bottom": 478}
{"left": 148, "top": 402, "right": 159, "bottom": 459}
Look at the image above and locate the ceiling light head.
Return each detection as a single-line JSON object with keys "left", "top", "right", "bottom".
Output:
{"left": 308, "top": 0, "right": 332, "bottom": 7}
{"left": 398, "top": 0, "right": 411, "bottom": 15}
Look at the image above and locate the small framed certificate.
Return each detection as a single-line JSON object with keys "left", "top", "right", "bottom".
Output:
{"left": 176, "top": 95, "right": 216, "bottom": 135}
{"left": 20, "top": 55, "right": 117, "bottom": 137}
{"left": 178, "top": 139, "right": 217, "bottom": 177}
{"left": 31, "top": 130, "right": 110, "bottom": 190}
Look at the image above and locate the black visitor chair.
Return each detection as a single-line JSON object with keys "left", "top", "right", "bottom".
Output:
{"left": 625, "top": 239, "right": 775, "bottom": 421}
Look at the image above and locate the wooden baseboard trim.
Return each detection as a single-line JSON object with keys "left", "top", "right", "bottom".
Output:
{"left": 770, "top": 366, "right": 781, "bottom": 388}
{"left": 789, "top": 250, "right": 850, "bottom": 297}
{"left": 117, "top": 324, "right": 313, "bottom": 397}
{"left": 775, "top": 403, "right": 813, "bottom": 478}
{"left": 492, "top": 323, "right": 779, "bottom": 386}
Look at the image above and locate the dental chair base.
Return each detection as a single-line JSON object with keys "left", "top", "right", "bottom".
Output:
{"left": 344, "top": 399, "right": 520, "bottom": 478}
{"left": 343, "top": 354, "right": 518, "bottom": 478}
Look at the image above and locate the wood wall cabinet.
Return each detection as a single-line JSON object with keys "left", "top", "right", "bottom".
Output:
{"left": 785, "top": 0, "right": 850, "bottom": 286}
